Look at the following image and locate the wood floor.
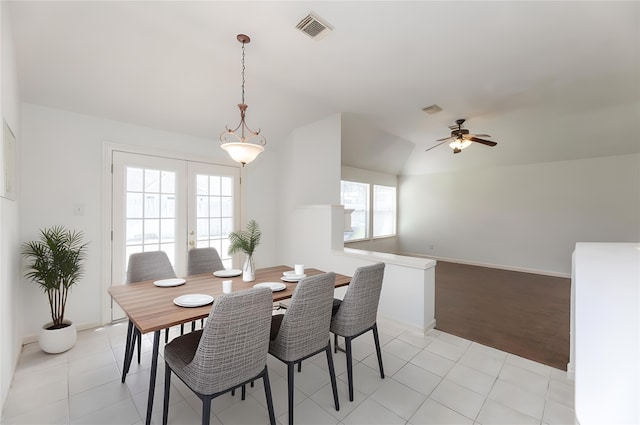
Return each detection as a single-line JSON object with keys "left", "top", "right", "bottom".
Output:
{"left": 434, "top": 260, "right": 571, "bottom": 370}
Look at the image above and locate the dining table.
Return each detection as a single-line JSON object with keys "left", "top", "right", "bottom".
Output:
{"left": 108, "top": 264, "right": 351, "bottom": 425}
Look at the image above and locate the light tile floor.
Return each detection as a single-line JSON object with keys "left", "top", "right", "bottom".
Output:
{"left": 1, "top": 320, "right": 575, "bottom": 424}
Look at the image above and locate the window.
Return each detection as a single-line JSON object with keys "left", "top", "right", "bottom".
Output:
{"left": 341, "top": 180, "right": 396, "bottom": 241}
{"left": 341, "top": 181, "right": 369, "bottom": 241}
{"left": 373, "top": 185, "right": 396, "bottom": 237}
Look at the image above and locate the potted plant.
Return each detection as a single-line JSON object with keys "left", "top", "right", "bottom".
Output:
{"left": 21, "top": 225, "right": 88, "bottom": 353}
{"left": 228, "top": 219, "right": 261, "bottom": 282}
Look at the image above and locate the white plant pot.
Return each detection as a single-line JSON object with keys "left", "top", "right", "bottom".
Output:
{"left": 242, "top": 256, "right": 255, "bottom": 282}
{"left": 39, "top": 320, "right": 77, "bottom": 354}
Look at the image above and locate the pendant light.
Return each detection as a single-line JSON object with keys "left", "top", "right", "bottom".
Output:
{"left": 220, "top": 34, "right": 266, "bottom": 166}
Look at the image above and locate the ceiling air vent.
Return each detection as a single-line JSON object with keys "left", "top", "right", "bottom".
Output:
{"left": 422, "top": 104, "right": 443, "bottom": 115}
{"left": 296, "top": 13, "right": 333, "bottom": 40}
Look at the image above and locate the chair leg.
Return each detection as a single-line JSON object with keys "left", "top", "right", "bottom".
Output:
{"left": 262, "top": 367, "right": 276, "bottom": 425}
{"left": 287, "top": 362, "right": 295, "bottom": 425}
{"left": 334, "top": 333, "right": 338, "bottom": 353}
{"left": 372, "top": 324, "right": 385, "bottom": 379}
{"left": 165, "top": 328, "right": 169, "bottom": 343}
{"left": 346, "top": 337, "right": 354, "bottom": 402}
{"left": 298, "top": 362, "right": 302, "bottom": 373}
{"left": 162, "top": 363, "right": 171, "bottom": 425}
{"left": 201, "top": 397, "right": 211, "bottom": 425}
{"left": 325, "top": 343, "right": 340, "bottom": 411}
{"left": 192, "top": 321, "right": 196, "bottom": 332}
{"left": 180, "top": 323, "right": 184, "bottom": 335}
{"left": 241, "top": 384, "right": 246, "bottom": 400}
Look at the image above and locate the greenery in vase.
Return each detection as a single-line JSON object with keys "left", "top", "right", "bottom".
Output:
{"left": 21, "top": 225, "right": 88, "bottom": 329}
{"left": 228, "top": 220, "right": 261, "bottom": 264}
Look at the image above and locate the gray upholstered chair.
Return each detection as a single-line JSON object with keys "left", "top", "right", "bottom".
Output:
{"left": 331, "top": 262, "right": 386, "bottom": 401}
{"left": 187, "top": 247, "right": 225, "bottom": 275}
{"left": 269, "top": 272, "right": 340, "bottom": 425}
{"left": 186, "top": 247, "right": 225, "bottom": 331}
{"left": 162, "top": 287, "right": 276, "bottom": 425}
{"left": 121, "top": 251, "right": 176, "bottom": 383}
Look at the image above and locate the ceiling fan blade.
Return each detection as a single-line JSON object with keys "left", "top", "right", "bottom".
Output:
{"left": 435, "top": 136, "right": 454, "bottom": 142}
{"left": 470, "top": 137, "right": 497, "bottom": 147}
{"left": 472, "top": 134, "right": 491, "bottom": 138}
{"left": 425, "top": 140, "right": 448, "bottom": 152}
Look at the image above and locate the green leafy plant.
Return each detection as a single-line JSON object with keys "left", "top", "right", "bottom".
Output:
{"left": 228, "top": 219, "right": 261, "bottom": 257}
{"left": 21, "top": 226, "right": 88, "bottom": 329}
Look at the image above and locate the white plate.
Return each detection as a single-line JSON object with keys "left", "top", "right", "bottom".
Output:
{"left": 173, "top": 294, "right": 214, "bottom": 308}
{"left": 282, "top": 272, "right": 305, "bottom": 279}
{"left": 213, "top": 269, "right": 242, "bottom": 278}
{"left": 154, "top": 278, "right": 186, "bottom": 287}
{"left": 253, "top": 282, "right": 287, "bottom": 292}
{"left": 281, "top": 274, "right": 306, "bottom": 282}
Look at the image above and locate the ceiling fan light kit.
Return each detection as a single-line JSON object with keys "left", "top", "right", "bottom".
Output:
{"left": 425, "top": 118, "right": 498, "bottom": 154}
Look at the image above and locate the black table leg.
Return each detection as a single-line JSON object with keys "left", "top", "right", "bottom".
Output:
{"left": 145, "top": 330, "right": 161, "bottom": 425}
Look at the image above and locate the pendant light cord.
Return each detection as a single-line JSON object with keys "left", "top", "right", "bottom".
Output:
{"left": 241, "top": 41, "right": 246, "bottom": 105}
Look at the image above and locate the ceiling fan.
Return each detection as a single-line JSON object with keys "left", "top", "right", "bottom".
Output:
{"left": 425, "top": 119, "right": 497, "bottom": 154}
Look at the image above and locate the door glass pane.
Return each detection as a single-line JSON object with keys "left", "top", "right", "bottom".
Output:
{"left": 145, "top": 169, "right": 160, "bottom": 192}
{"left": 161, "top": 171, "right": 175, "bottom": 193}
{"left": 197, "top": 218, "right": 209, "bottom": 238}
{"left": 145, "top": 194, "right": 160, "bottom": 218}
{"left": 221, "top": 177, "right": 232, "bottom": 196}
{"left": 127, "top": 168, "right": 143, "bottom": 191}
{"left": 196, "top": 195, "right": 208, "bottom": 217}
{"left": 126, "top": 193, "right": 143, "bottom": 218}
{"left": 210, "top": 176, "right": 221, "bottom": 196}
{"left": 161, "top": 194, "right": 175, "bottom": 218}
{"left": 196, "top": 175, "right": 208, "bottom": 195}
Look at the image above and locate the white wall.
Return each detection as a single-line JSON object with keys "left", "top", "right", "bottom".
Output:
{"left": 573, "top": 243, "right": 639, "bottom": 424}
{"left": 277, "top": 113, "right": 342, "bottom": 263}
{"left": 398, "top": 154, "right": 640, "bottom": 275}
{"left": 19, "top": 103, "right": 278, "bottom": 339}
{"left": 0, "top": 2, "right": 22, "bottom": 409}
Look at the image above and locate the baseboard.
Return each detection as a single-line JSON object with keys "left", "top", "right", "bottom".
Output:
{"left": 378, "top": 315, "right": 436, "bottom": 336}
{"left": 21, "top": 320, "right": 103, "bottom": 346}
{"left": 399, "top": 251, "right": 571, "bottom": 279}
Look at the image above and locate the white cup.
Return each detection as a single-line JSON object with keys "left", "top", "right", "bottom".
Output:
{"left": 222, "top": 280, "right": 233, "bottom": 294}
{"left": 294, "top": 264, "right": 304, "bottom": 275}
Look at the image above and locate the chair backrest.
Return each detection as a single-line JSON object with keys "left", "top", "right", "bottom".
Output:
{"left": 331, "top": 262, "right": 385, "bottom": 337}
{"left": 183, "top": 287, "right": 273, "bottom": 395}
{"left": 269, "top": 272, "right": 336, "bottom": 362}
{"left": 187, "top": 247, "right": 225, "bottom": 275}
{"left": 126, "top": 251, "right": 176, "bottom": 284}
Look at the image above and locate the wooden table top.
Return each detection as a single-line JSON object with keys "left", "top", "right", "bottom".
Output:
{"left": 108, "top": 265, "right": 351, "bottom": 334}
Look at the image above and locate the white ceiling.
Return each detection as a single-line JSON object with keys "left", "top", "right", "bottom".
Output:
{"left": 7, "top": 1, "right": 640, "bottom": 175}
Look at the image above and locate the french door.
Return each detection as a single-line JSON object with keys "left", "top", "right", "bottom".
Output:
{"left": 110, "top": 151, "right": 240, "bottom": 321}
